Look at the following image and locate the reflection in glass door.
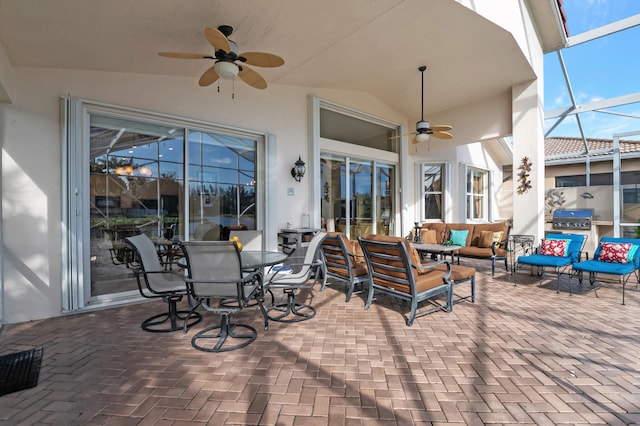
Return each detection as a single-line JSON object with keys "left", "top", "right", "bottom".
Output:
{"left": 187, "top": 131, "right": 257, "bottom": 241}
{"left": 321, "top": 155, "right": 394, "bottom": 238}
{"left": 349, "top": 161, "right": 372, "bottom": 239}
{"left": 376, "top": 164, "right": 395, "bottom": 236}
{"left": 89, "top": 115, "right": 185, "bottom": 299}
{"left": 89, "top": 116, "right": 259, "bottom": 302}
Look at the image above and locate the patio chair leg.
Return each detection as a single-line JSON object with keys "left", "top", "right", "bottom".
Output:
{"left": 267, "top": 288, "right": 316, "bottom": 323}
{"left": 142, "top": 295, "right": 202, "bottom": 333}
{"left": 191, "top": 314, "right": 257, "bottom": 352}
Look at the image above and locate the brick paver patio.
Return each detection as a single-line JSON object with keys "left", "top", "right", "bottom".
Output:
{"left": 1, "top": 260, "right": 640, "bottom": 425}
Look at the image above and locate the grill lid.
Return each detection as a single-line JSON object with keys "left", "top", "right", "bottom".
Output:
{"left": 552, "top": 208, "right": 593, "bottom": 230}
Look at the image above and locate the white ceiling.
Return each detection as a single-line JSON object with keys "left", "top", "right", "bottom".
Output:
{"left": 0, "top": 0, "right": 542, "bottom": 124}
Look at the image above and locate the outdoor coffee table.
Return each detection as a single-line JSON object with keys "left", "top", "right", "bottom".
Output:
{"left": 411, "top": 242, "right": 461, "bottom": 263}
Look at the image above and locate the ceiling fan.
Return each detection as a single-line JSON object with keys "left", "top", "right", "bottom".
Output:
{"left": 394, "top": 65, "right": 453, "bottom": 144}
{"left": 158, "top": 25, "right": 284, "bottom": 90}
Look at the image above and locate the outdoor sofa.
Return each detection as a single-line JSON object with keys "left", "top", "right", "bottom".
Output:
{"left": 415, "top": 222, "right": 511, "bottom": 275}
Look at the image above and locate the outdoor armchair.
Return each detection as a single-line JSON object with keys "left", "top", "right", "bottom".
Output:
{"left": 572, "top": 236, "right": 640, "bottom": 304}
{"left": 358, "top": 234, "right": 453, "bottom": 326}
{"left": 514, "top": 232, "right": 587, "bottom": 294}
{"left": 320, "top": 232, "right": 369, "bottom": 302}
{"left": 125, "top": 234, "right": 202, "bottom": 332}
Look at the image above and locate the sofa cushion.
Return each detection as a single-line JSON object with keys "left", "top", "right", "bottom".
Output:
{"left": 421, "top": 223, "right": 448, "bottom": 244}
{"left": 421, "top": 229, "right": 438, "bottom": 244}
{"left": 471, "top": 223, "right": 508, "bottom": 248}
{"left": 478, "top": 230, "right": 504, "bottom": 248}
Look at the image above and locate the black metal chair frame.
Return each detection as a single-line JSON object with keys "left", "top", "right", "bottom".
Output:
{"left": 125, "top": 234, "right": 202, "bottom": 333}
{"left": 181, "top": 241, "right": 269, "bottom": 352}
{"left": 265, "top": 232, "right": 327, "bottom": 323}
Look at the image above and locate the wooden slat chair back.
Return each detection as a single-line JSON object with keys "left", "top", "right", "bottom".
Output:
{"left": 320, "top": 232, "right": 369, "bottom": 302}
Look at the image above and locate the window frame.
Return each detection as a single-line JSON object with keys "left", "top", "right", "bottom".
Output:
{"left": 465, "top": 166, "right": 490, "bottom": 222}
{"left": 418, "top": 162, "right": 448, "bottom": 222}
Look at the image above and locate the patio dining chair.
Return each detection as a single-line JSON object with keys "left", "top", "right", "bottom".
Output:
{"left": 180, "top": 241, "right": 268, "bottom": 352}
{"left": 514, "top": 232, "right": 587, "bottom": 294}
{"left": 125, "top": 234, "right": 202, "bottom": 333}
{"left": 264, "top": 232, "right": 327, "bottom": 322}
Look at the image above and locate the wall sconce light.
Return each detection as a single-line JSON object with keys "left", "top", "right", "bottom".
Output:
{"left": 291, "top": 156, "right": 306, "bottom": 182}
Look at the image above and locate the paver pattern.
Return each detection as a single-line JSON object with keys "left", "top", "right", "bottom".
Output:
{"left": 1, "top": 261, "right": 640, "bottom": 425}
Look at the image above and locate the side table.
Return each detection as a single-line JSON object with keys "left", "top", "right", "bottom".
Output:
{"left": 508, "top": 234, "right": 535, "bottom": 274}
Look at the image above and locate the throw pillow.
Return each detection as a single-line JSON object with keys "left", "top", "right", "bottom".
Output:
{"left": 421, "top": 229, "right": 437, "bottom": 244}
{"left": 628, "top": 244, "right": 639, "bottom": 262}
{"left": 598, "top": 242, "right": 631, "bottom": 263}
{"left": 492, "top": 231, "right": 504, "bottom": 244}
{"left": 539, "top": 239, "right": 568, "bottom": 257}
{"left": 449, "top": 229, "right": 469, "bottom": 247}
{"left": 478, "top": 231, "right": 494, "bottom": 248}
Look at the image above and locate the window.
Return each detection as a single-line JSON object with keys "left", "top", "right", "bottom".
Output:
{"left": 556, "top": 171, "right": 640, "bottom": 187}
{"left": 315, "top": 98, "right": 400, "bottom": 238}
{"left": 466, "top": 168, "right": 488, "bottom": 221}
{"left": 420, "top": 163, "right": 445, "bottom": 221}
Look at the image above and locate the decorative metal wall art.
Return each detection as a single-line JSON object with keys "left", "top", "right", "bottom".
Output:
{"left": 516, "top": 156, "right": 532, "bottom": 195}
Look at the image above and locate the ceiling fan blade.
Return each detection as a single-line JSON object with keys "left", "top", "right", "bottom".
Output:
{"left": 240, "top": 52, "right": 285, "bottom": 67}
{"left": 204, "top": 27, "right": 231, "bottom": 52}
{"left": 389, "top": 132, "right": 416, "bottom": 140}
{"left": 238, "top": 65, "right": 267, "bottom": 89}
{"left": 432, "top": 131, "right": 453, "bottom": 140}
{"left": 430, "top": 125, "right": 453, "bottom": 132}
{"left": 198, "top": 66, "right": 219, "bottom": 86}
{"left": 159, "top": 52, "right": 211, "bottom": 59}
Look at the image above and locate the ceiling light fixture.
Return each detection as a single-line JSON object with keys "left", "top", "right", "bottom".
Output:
{"left": 213, "top": 61, "right": 239, "bottom": 79}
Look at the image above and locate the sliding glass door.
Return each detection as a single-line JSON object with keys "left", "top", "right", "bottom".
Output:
{"left": 321, "top": 154, "right": 395, "bottom": 239}
{"left": 88, "top": 113, "right": 259, "bottom": 301}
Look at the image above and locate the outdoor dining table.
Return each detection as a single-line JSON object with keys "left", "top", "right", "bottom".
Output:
{"left": 176, "top": 249, "right": 287, "bottom": 271}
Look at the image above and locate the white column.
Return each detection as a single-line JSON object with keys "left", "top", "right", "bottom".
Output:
{"left": 512, "top": 78, "right": 545, "bottom": 241}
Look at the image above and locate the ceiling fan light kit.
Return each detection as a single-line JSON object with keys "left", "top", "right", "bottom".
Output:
{"left": 213, "top": 61, "right": 239, "bottom": 79}
{"left": 415, "top": 133, "right": 430, "bottom": 143}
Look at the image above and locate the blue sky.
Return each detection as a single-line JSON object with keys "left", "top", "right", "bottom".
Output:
{"left": 544, "top": 0, "right": 640, "bottom": 139}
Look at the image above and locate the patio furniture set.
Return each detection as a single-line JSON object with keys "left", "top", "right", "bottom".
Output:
{"left": 513, "top": 233, "right": 640, "bottom": 304}
{"left": 123, "top": 229, "right": 479, "bottom": 352}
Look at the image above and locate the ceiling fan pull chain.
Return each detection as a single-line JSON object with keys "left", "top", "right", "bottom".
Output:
{"left": 232, "top": 78, "right": 235, "bottom": 99}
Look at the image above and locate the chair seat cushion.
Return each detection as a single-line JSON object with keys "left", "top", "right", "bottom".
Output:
{"left": 572, "top": 259, "right": 637, "bottom": 275}
{"left": 518, "top": 254, "right": 572, "bottom": 268}
{"left": 432, "top": 264, "right": 475, "bottom": 281}
{"left": 415, "top": 270, "right": 449, "bottom": 292}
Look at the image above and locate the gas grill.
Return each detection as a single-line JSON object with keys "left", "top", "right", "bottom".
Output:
{"left": 552, "top": 208, "right": 593, "bottom": 231}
